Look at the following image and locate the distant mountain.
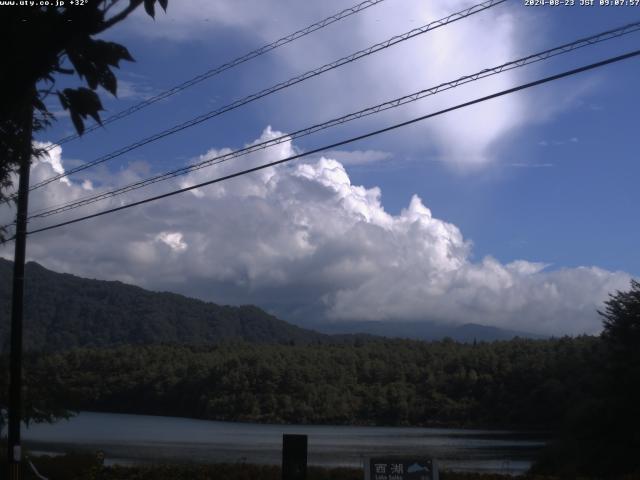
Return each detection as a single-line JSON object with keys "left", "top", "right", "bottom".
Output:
{"left": 311, "top": 320, "right": 545, "bottom": 342}
{"left": 0, "top": 259, "right": 541, "bottom": 352}
{"left": 0, "top": 259, "right": 328, "bottom": 352}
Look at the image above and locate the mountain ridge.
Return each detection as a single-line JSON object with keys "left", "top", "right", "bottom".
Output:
{"left": 0, "top": 258, "right": 328, "bottom": 352}
{"left": 310, "top": 319, "right": 545, "bottom": 342}
{"left": 0, "top": 258, "right": 542, "bottom": 351}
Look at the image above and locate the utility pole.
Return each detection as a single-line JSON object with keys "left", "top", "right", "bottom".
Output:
{"left": 7, "top": 94, "right": 34, "bottom": 480}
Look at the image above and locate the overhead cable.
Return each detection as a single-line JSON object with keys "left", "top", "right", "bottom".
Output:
{"left": 23, "top": 49, "right": 640, "bottom": 237}
{"left": 25, "top": 20, "right": 640, "bottom": 220}
{"left": 42, "top": 0, "right": 389, "bottom": 152}
{"left": 28, "top": 0, "right": 506, "bottom": 192}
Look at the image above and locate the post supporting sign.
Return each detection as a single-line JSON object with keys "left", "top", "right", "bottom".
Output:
{"left": 365, "top": 458, "right": 439, "bottom": 480}
{"left": 282, "top": 434, "right": 307, "bottom": 480}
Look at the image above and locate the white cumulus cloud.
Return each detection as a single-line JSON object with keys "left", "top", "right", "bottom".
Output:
{"left": 0, "top": 130, "right": 631, "bottom": 336}
{"left": 156, "top": 231, "right": 188, "bottom": 252}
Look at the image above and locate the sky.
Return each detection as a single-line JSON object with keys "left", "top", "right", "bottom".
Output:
{"left": 1, "top": 0, "right": 639, "bottom": 335}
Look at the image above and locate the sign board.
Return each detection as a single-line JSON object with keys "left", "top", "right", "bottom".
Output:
{"left": 365, "top": 458, "right": 439, "bottom": 480}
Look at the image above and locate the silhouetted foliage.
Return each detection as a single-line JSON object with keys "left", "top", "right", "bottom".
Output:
{"left": 0, "top": 0, "right": 168, "bottom": 234}
{"left": 600, "top": 279, "right": 640, "bottom": 377}
{"left": 0, "top": 353, "right": 71, "bottom": 434}
{"left": 0, "top": 337, "right": 601, "bottom": 430}
{"left": 533, "top": 280, "right": 640, "bottom": 478}
{"left": 0, "top": 453, "right": 366, "bottom": 480}
{"left": 0, "top": 259, "right": 329, "bottom": 352}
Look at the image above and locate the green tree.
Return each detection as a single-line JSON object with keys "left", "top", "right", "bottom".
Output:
{"left": 600, "top": 279, "right": 640, "bottom": 369}
{"left": 533, "top": 280, "right": 640, "bottom": 477}
{"left": 0, "top": 0, "right": 169, "bottom": 237}
{"left": 0, "top": 0, "right": 169, "bottom": 431}
{"left": 0, "top": 354, "right": 71, "bottom": 435}
{"left": 597, "top": 279, "right": 640, "bottom": 476}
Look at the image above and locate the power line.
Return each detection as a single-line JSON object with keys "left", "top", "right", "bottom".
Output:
{"left": 23, "top": 20, "right": 640, "bottom": 221}
{"left": 23, "top": 49, "right": 640, "bottom": 238}
{"left": 28, "top": 0, "right": 506, "bottom": 192}
{"left": 42, "top": 0, "right": 389, "bottom": 152}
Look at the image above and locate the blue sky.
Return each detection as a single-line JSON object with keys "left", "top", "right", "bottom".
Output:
{"left": 3, "top": 0, "right": 639, "bottom": 334}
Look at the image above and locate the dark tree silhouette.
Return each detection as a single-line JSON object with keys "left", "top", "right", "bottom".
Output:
{"left": 0, "top": 0, "right": 168, "bottom": 228}
{"left": 597, "top": 280, "right": 640, "bottom": 476}
{"left": 0, "top": 0, "right": 169, "bottom": 430}
{"left": 533, "top": 280, "right": 640, "bottom": 478}
{"left": 600, "top": 279, "right": 640, "bottom": 361}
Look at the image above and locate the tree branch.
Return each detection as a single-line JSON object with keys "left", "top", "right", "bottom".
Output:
{"left": 102, "top": 0, "right": 119, "bottom": 15}
{"left": 98, "top": 0, "right": 144, "bottom": 32}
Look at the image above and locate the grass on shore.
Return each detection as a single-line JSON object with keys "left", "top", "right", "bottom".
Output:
{"left": 6, "top": 451, "right": 640, "bottom": 480}
{"left": 3, "top": 452, "right": 569, "bottom": 480}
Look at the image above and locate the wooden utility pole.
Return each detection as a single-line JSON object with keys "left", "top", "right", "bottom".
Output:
{"left": 7, "top": 95, "right": 34, "bottom": 480}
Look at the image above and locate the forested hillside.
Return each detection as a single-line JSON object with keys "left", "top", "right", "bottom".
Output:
{"left": 0, "top": 259, "right": 327, "bottom": 351}
{"left": 7, "top": 337, "right": 599, "bottom": 429}
{"left": 0, "top": 258, "right": 637, "bottom": 476}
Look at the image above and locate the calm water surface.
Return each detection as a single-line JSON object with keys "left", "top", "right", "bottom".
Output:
{"left": 22, "top": 412, "right": 547, "bottom": 475}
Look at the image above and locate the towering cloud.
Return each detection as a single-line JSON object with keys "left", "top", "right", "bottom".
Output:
{"left": 1, "top": 129, "right": 630, "bottom": 336}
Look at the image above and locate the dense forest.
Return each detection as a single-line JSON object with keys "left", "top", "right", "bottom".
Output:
{"left": 1, "top": 337, "right": 599, "bottom": 428}
{"left": 0, "top": 259, "right": 331, "bottom": 351}
{"left": 0, "top": 260, "right": 535, "bottom": 349}
{"left": 1, "top": 286, "right": 637, "bottom": 477}
{"left": 0, "top": 257, "right": 638, "bottom": 476}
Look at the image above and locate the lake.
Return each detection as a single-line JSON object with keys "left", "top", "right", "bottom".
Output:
{"left": 21, "top": 412, "right": 547, "bottom": 475}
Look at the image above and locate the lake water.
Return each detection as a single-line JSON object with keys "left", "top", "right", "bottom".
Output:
{"left": 22, "top": 412, "right": 547, "bottom": 475}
